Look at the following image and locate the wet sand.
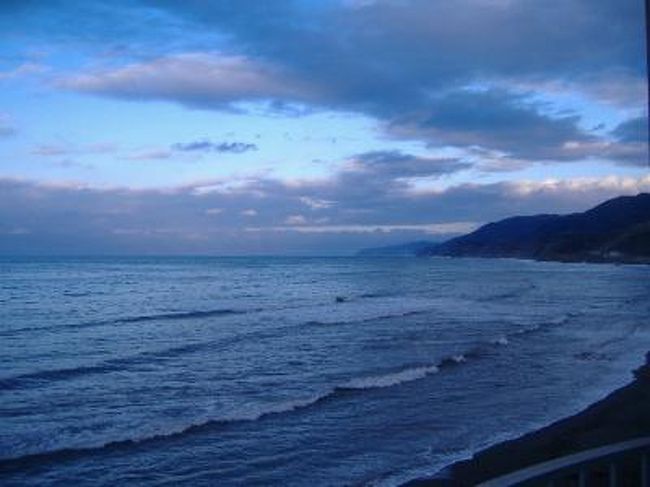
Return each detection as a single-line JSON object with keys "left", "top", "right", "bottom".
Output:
{"left": 404, "top": 353, "right": 650, "bottom": 486}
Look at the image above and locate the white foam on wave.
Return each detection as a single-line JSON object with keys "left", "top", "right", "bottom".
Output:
{"left": 549, "top": 315, "right": 570, "bottom": 325}
{"left": 4, "top": 362, "right": 445, "bottom": 463}
{"left": 219, "top": 395, "right": 326, "bottom": 423}
{"left": 341, "top": 365, "right": 440, "bottom": 390}
{"left": 3, "top": 362, "right": 448, "bottom": 462}
{"left": 492, "top": 336, "right": 509, "bottom": 346}
{"left": 3, "top": 393, "right": 333, "bottom": 463}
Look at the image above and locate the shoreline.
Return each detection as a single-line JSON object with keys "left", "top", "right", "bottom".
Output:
{"left": 420, "top": 254, "right": 650, "bottom": 266}
{"left": 403, "top": 352, "right": 650, "bottom": 486}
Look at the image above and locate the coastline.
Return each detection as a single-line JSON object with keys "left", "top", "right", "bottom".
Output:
{"left": 403, "top": 352, "right": 650, "bottom": 486}
{"left": 421, "top": 253, "right": 650, "bottom": 266}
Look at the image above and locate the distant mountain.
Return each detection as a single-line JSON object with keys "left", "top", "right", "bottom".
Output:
{"left": 421, "top": 193, "right": 650, "bottom": 264}
{"left": 357, "top": 240, "right": 438, "bottom": 257}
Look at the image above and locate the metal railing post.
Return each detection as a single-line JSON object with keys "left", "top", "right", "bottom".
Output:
{"left": 608, "top": 461, "right": 617, "bottom": 487}
{"left": 578, "top": 467, "right": 587, "bottom": 487}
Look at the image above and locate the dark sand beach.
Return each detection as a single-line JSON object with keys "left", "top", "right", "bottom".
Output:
{"left": 405, "top": 353, "right": 650, "bottom": 486}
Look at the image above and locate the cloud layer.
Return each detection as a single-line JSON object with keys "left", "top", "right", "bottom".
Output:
{"left": 1, "top": 0, "right": 647, "bottom": 255}
{"left": 2, "top": 170, "right": 648, "bottom": 255}
{"left": 49, "top": 0, "right": 647, "bottom": 168}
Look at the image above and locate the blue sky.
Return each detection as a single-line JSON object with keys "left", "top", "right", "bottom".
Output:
{"left": 0, "top": 0, "right": 648, "bottom": 254}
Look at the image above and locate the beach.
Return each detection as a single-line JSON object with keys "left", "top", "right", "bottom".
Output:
{"left": 406, "top": 353, "right": 650, "bottom": 486}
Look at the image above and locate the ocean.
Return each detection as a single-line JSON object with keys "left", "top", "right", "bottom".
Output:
{"left": 0, "top": 256, "right": 648, "bottom": 486}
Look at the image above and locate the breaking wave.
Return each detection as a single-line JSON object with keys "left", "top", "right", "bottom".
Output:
{"left": 0, "top": 347, "right": 490, "bottom": 468}
{"left": 337, "top": 365, "right": 440, "bottom": 390}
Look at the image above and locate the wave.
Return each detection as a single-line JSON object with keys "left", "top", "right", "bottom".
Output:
{"left": 0, "top": 391, "right": 326, "bottom": 472}
{"left": 0, "top": 364, "right": 120, "bottom": 391}
{"left": 1, "top": 294, "right": 437, "bottom": 340}
{"left": 62, "top": 291, "right": 92, "bottom": 298}
{"left": 0, "top": 307, "right": 247, "bottom": 338}
{"left": 479, "top": 283, "right": 537, "bottom": 302}
{"left": 0, "top": 346, "right": 494, "bottom": 468}
{"left": 0, "top": 339, "right": 228, "bottom": 392}
{"left": 0, "top": 393, "right": 337, "bottom": 470}
{"left": 500, "top": 311, "right": 577, "bottom": 342}
{"left": 358, "top": 291, "right": 397, "bottom": 299}
{"left": 1, "top": 309, "right": 579, "bottom": 392}
{"left": 114, "top": 308, "right": 244, "bottom": 324}
{"left": 2, "top": 308, "right": 588, "bottom": 469}
{"left": 439, "top": 354, "right": 467, "bottom": 366}
{"left": 1, "top": 333, "right": 240, "bottom": 391}
{"left": 305, "top": 309, "right": 430, "bottom": 328}
{"left": 337, "top": 365, "right": 440, "bottom": 390}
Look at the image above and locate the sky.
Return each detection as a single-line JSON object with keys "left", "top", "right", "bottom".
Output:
{"left": 0, "top": 0, "right": 648, "bottom": 255}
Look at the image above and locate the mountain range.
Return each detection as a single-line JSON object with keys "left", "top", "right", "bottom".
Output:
{"left": 358, "top": 193, "right": 650, "bottom": 263}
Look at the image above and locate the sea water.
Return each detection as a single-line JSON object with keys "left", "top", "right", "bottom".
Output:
{"left": 0, "top": 256, "right": 648, "bottom": 486}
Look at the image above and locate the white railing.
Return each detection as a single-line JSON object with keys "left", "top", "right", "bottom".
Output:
{"left": 477, "top": 436, "right": 650, "bottom": 486}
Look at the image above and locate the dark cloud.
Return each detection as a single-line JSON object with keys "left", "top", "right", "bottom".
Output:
{"left": 390, "top": 89, "right": 597, "bottom": 161}
{"left": 49, "top": 0, "right": 646, "bottom": 167}
{"left": 172, "top": 139, "right": 258, "bottom": 154}
{"left": 351, "top": 150, "right": 471, "bottom": 178}
{"left": 145, "top": 0, "right": 644, "bottom": 84}
{"left": 587, "top": 116, "right": 650, "bottom": 166}
{"left": 612, "top": 116, "right": 649, "bottom": 143}
{"left": 6, "top": 0, "right": 645, "bottom": 170}
{"left": 140, "top": 0, "right": 644, "bottom": 112}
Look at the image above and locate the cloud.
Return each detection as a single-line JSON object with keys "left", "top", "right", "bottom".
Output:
{"left": 351, "top": 150, "right": 472, "bottom": 178}
{"left": 595, "top": 116, "right": 650, "bottom": 166}
{"left": 60, "top": 52, "right": 317, "bottom": 110}
{"left": 123, "top": 149, "right": 172, "bottom": 161}
{"left": 0, "top": 113, "right": 16, "bottom": 137}
{"left": 121, "top": 139, "right": 258, "bottom": 161}
{"left": 284, "top": 214, "right": 307, "bottom": 225}
{"left": 23, "top": 0, "right": 639, "bottom": 170}
{"left": 31, "top": 142, "right": 117, "bottom": 156}
{"left": 50, "top": 0, "right": 644, "bottom": 168}
{"left": 612, "top": 116, "right": 649, "bottom": 144}
{"left": 0, "top": 62, "right": 45, "bottom": 81}
{"left": 1, "top": 169, "right": 647, "bottom": 255}
{"left": 300, "top": 196, "right": 334, "bottom": 210}
{"left": 31, "top": 145, "right": 69, "bottom": 156}
{"left": 172, "top": 139, "right": 258, "bottom": 154}
{"left": 389, "top": 88, "right": 599, "bottom": 161}
{"left": 145, "top": 0, "right": 643, "bottom": 91}
{"left": 578, "top": 74, "right": 647, "bottom": 109}
{"left": 145, "top": 0, "right": 644, "bottom": 115}
{"left": 52, "top": 159, "right": 94, "bottom": 170}
{"left": 251, "top": 222, "right": 479, "bottom": 235}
